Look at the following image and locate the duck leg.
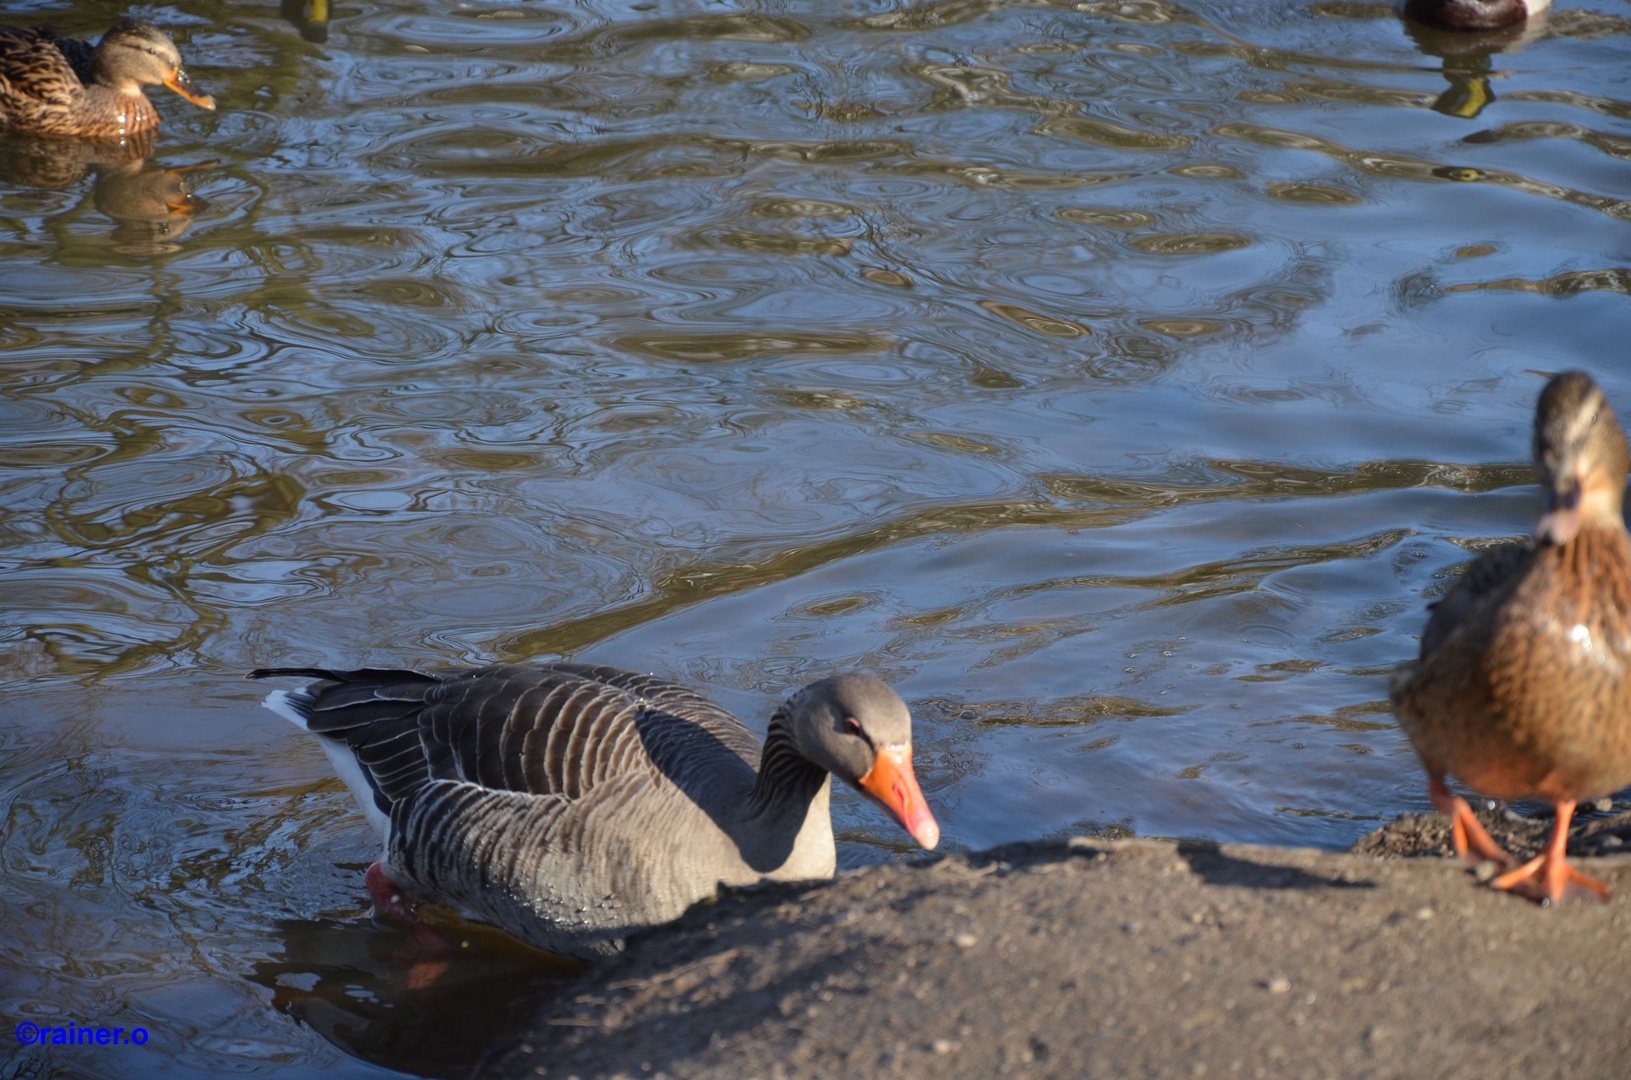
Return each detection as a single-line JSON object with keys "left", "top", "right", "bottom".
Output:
{"left": 1429, "top": 775, "right": 1513, "bottom": 868}
{"left": 1490, "top": 800, "right": 1611, "bottom": 904}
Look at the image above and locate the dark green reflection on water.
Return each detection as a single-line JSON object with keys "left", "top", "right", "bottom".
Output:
{"left": 249, "top": 912, "right": 580, "bottom": 1079}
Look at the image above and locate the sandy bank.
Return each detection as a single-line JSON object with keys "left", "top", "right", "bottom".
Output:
{"left": 479, "top": 815, "right": 1631, "bottom": 1080}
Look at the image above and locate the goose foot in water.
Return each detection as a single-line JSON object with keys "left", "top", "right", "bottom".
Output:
{"left": 367, "top": 863, "right": 455, "bottom": 987}
{"left": 1427, "top": 775, "right": 1513, "bottom": 869}
{"left": 366, "top": 861, "right": 419, "bottom": 925}
{"left": 368, "top": 862, "right": 454, "bottom": 945}
{"left": 1489, "top": 801, "right": 1611, "bottom": 904}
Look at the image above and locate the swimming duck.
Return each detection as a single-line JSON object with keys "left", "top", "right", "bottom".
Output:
{"left": 252, "top": 663, "right": 940, "bottom": 958}
{"left": 1402, "top": 0, "right": 1550, "bottom": 32}
{"left": 0, "top": 20, "right": 214, "bottom": 139}
{"left": 1391, "top": 371, "right": 1631, "bottom": 903}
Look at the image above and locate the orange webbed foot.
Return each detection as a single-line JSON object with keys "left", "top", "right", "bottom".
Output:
{"left": 1489, "top": 801, "right": 1611, "bottom": 905}
{"left": 1491, "top": 854, "right": 1611, "bottom": 905}
{"left": 1427, "top": 776, "right": 1513, "bottom": 870}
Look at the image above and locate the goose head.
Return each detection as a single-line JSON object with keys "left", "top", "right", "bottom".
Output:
{"left": 1532, "top": 371, "right": 1629, "bottom": 547}
{"left": 92, "top": 20, "right": 215, "bottom": 110}
{"left": 784, "top": 675, "right": 940, "bottom": 850}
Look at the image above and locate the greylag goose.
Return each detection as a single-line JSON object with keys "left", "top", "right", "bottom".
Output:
{"left": 0, "top": 20, "right": 214, "bottom": 138}
{"left": 1390, "top": 371, "right": 1631, "bottom": 902}
{"left": 1402, "top": 0, "right": 1549, "bottom": 31}
{"left": 252, "top": 663, "right": 939, "bottom": 957}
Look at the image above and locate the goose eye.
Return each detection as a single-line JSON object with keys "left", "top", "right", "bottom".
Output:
{"left": 843, "top": 717, "right": 862, "bottom": 736}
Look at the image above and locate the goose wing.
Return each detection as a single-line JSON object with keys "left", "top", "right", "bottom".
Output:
{"left": 251, "top": 662, "right": 761, "bottom": 822}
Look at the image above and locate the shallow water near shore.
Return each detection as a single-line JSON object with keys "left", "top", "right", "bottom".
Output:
{"left": 3, "top": 0, "right": 1630, "bottom": 1076}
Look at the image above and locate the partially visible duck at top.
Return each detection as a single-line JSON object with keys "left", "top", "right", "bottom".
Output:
{"left": 0, "top": 19, "right": 215, "bottom": 139}
{"left": 1403, "top": 0, "right": 1550, "bottom": 31}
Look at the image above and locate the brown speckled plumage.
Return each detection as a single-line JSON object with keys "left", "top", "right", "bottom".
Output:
{"left": 1391, "top": 371, "right": 1631, "bottom": 901}
{"left": 254, "top": 662, "right": 937, "bottom": 958}
{"left": 0, "top": 20, "right": 213, "bottom": 139}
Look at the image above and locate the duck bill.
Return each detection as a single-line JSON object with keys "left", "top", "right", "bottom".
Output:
{"left": 163, "top": 69, "right": 217, "bottom": 110}
{"left": 858, "top": 745, "right": 939, "bottom": 850}
{"left": 1534, "top": 476, "right": 1582, "bottom": 546}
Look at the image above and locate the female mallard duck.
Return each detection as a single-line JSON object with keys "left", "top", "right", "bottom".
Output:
{"left": 1391, "top": 371, "right": 1631, "bottom": 903}
{"left": 0, "top": 20, "right": 214, "bottom": 139}
{"left": 1403, "top": 0, "right": 1549, "bottom": 31}
{"left": 251, "top": 663, "right": 940, "bottom": 958}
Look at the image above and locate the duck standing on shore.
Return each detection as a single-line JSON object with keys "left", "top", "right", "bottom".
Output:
{"left": 0, "top": 20, "right": 215, "bottom": 139}
{"left": 1391, "top": 372, "right": 1631, "bottom": 903}
{"left": 252, "top": 663, "right": 940, "bottom": 958}
{"left": 1403, "top": 0, "right": 1549, "bottom": 31}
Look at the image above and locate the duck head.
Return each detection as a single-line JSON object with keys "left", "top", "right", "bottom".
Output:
{"left": 1402, "top": 0, "right": 1549, "bottom": 33}
{"left": 786, "top": 675, "right": 940, "bottom": 850}
{"left": 1532, "top": 371, "right": 1629, "bottom": 547}
{"left": 93, "top": 20, "right": 215, "bottom": 110}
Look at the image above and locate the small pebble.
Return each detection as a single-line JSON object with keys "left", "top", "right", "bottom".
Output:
{"left": 1594, "top": 797, "right": 1614, "bottom": 814}
{"left": 1267, "top": 977, "right": 1291, "bottom": 994}
{"left": 1602, "top": 835, "right": 1623, "bottom": 849}
{"left": 1474, "top": 860, "right": 1500, "bottom": 883}
{"left": 1416, "top": 907, "right": 1434, "bottom": 920}
{"left": 932, "top": 1038, "right": 958, "bottom": 1055}
{"left": 953, "top": 932, "right": 977, "bottom": 949}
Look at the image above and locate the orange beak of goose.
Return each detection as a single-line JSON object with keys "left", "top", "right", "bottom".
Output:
{"left": 164, "top": 68, "right": 216, "bottom": 110}
{"left": 858, "top": 745, "right": 939, "bottom": 850}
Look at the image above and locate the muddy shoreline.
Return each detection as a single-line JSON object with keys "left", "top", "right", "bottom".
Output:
{"left": 478, "top": 809, "right": 1631, "bottom": 1080}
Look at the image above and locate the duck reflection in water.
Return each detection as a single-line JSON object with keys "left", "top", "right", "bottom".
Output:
{"left": 248, "top": 903, "right": 580, "bottom": 1079}
{"left": 280, "top": 0, "right": 333, "bottom": 45}
{"left": 0, "top": 133, "right": 214, "bottom": 255}
{"left": 1401, "top": 6, "right": 1548, "bottom": 119}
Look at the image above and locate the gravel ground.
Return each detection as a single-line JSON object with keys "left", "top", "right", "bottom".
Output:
{"left": 478, "top": 821, "right": 1631, "bottom": 1080}
{"left": 1351, "top": 800, "right": 1631, "bottom": 861}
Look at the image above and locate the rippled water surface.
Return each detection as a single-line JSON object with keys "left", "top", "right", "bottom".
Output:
{"left": 5, "top": 0, "right": 1631, "bottom": 1075}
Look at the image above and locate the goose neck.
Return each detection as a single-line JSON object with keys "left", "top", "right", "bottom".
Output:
{"left": 748, "top": 709, "right": 828, "bottom": 819}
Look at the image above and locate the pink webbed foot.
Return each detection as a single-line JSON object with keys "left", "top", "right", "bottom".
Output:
{"left": 366, "top": 862, "right": 452, "bottom": 986}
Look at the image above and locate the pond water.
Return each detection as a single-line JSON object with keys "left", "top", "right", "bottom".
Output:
{"left": 4, "top": 0, "right": 1630, "bottom": 1076}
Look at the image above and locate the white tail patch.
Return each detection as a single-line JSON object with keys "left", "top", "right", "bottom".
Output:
{"left": 263, "top": 688, "right": 393, "bottom": 840}
{"left": 262, "top": 688, "right": 313, "bottom": 731}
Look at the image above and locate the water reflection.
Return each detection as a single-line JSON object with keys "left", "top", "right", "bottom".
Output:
{"left": 248, "top": 910, "right": 579, "bottom": 1079}
{"left": 0, "top": 133, "right": 213, "bottom": 255}
{"left": 1402, "top": 15, "right": 1548, "bottom": 119}
{"left": 281, "top": 0, "right": 333, "bottom": 44}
